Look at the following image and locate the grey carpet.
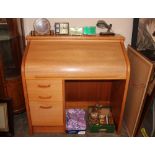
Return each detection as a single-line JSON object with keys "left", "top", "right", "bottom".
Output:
{"left": 14, "top": 112, "right": 128, "bottom": 137}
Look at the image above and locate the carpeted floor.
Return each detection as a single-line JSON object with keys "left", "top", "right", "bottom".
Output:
{"left": 14, "top": 112, "right": 128, "bottom": 137}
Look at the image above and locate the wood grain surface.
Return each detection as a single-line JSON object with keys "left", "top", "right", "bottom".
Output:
{"left": 22, "top": 35, "right": 130, "bottom": 135}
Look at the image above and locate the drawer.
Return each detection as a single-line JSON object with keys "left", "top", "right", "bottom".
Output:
{"left": 29, "top": 101, "right": 64, "bottom": 126}
{"left": 26, "top": 79, "right": 63, "bottom": 101}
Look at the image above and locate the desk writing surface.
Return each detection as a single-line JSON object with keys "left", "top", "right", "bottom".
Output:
{"left": 25, "top": 39, "right": 127, "bottom": 79}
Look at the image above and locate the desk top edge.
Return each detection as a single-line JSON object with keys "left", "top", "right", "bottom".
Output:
{"left": 26, "top": 34, "right": 125, "bottom": 41}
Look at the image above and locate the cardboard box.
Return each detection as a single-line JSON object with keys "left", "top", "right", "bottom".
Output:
{"left": 88, "top": 105, "right": 115, "bottom": 133}
{"left": 66, "top": 109, "right": 86, "bottom": 134}
{"left": 83, "top": 26, "right": 96, "bottom": 35}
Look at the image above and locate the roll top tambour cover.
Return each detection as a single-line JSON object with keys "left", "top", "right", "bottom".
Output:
{"left": 24, "top": 35, "right": 127, "bottom": 79}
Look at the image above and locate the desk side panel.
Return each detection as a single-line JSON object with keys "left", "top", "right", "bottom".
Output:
{"left": 110, "top": 42, "right": 130, "bottom": 134}
{"left": 21, "top": 42, "right": 33, "bottom": 134}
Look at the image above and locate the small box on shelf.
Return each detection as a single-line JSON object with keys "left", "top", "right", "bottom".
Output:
{"left": 83, "top": 26, "right": 96, "bottom": 35}
{"left": 66, "top": 109, "right": 86, "bottom": 134}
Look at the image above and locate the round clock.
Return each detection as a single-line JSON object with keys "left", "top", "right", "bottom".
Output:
{"left": 33, "top": 18, "right": 51, "bottom": 35}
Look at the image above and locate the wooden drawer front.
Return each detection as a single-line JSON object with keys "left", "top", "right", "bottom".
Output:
{"left": 26, "top": 80, "right": 63, "bottom": 102}
{"left": 29, "top": 102, "right": 63, "bottom": 126}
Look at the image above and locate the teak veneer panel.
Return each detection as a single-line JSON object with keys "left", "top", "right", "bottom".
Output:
{"left": 124, "top": 46, "right": 153, "bottom": 136}
{"left": 25, "top": 37, "right": 127, "bottom": 79}
{"left": 26, "top": 79, "right": 63, "bottom": 102}
{"left": 65, "top": 80, "right": 112, "bottom": 102}
{"left": 29, "top": 101, "right": 63, "bottom": 126}
{"left": 26, "top": 35, "right": 125, "bottom": 41}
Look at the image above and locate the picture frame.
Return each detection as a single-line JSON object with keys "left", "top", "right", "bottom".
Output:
{"left": 131, "top": 18, "right": 155, "bottom": 51}
{"left": 54, "top": 22, "right": 69, "bottom": 35}
{"left": 0, "top": 98, "right": 14, "bottom": 136}
{"left": 131, "top": 18, "right": 155, "bottom": 61}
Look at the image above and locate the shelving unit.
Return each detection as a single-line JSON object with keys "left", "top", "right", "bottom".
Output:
{"left": 0, "top": 18, "right": 25, "bottom": 114}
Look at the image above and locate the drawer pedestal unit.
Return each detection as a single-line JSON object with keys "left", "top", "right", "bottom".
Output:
{"left": 22, "top": 35, "right": 130, "bottom": 135}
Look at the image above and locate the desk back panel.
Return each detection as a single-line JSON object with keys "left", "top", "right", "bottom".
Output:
{"left": 65, "top": 80, "right": 112, "bottom": 102}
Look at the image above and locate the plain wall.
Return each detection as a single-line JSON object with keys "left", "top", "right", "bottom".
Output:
{"left": 24, "top": 18, "right": 133, "bottom": 47}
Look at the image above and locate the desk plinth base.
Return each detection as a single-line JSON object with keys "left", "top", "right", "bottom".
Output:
{"left": 30, "top": 126, "right": 65, "bottom": 135}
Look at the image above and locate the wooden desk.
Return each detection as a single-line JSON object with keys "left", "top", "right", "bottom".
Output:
{"left": 22, "top": 35, "right": 130, "bottom": 135}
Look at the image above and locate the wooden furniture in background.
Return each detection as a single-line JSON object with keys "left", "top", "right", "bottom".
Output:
{"left": 124, "top": 45, "right": 153, "bottom": 136}
{"left": 22, "top": 35, "right": 130, "bottom": 135}
{"left": 0, "top": 18, "right": 25, "bottom": 114}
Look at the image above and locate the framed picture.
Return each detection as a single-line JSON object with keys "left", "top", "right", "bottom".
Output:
{"left": 131, "top": 18, "right": 155, "bottom": 61}
{"left": 0, "top": 98, "right": 14, "bottom": 136}
{"left": 131, "top": 18, "right": 155, "bottom": 50}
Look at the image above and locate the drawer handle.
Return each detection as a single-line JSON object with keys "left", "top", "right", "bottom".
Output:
{"left": 39, "top": 105, "right": 52, "bottom": 109}
{"left": 38, "top": 84, "right": 51, "bottom": 88}
{"left": 38, "top": 96, "right": 52, "bottom": 99}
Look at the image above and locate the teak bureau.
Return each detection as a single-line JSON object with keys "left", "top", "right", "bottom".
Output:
{"left": 22, "top": 35, "right": 130, "bottom": 135}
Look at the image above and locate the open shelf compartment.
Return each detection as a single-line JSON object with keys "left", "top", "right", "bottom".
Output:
{"left": 65, "top": 80, "right": 126, "bottom": 133}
